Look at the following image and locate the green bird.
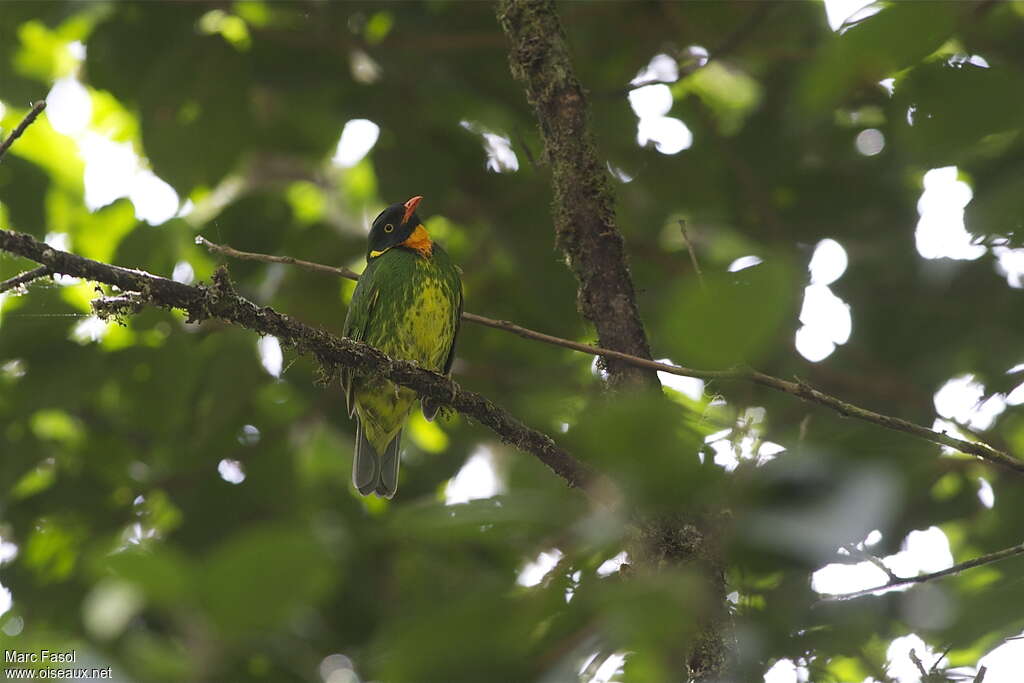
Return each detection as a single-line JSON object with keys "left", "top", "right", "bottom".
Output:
{"left": 342, "top": 196, "right": 463, "bottom": 498}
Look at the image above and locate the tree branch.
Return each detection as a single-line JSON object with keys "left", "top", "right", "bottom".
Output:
{"left": 818, "top": 540, "right": 1024, "bottom": 602}
{"left": 198, "top": 236, "right": 360, "bottom": 280}
{"left": 746, "top": 372, "right": 1024, "bottom": 475}
{"left": 0, "top": 100, "right": 47, "bottom": 162}
{"left": 195, "top": 237, "right": 1024, "bottom": 477}
{"left": 678, "top": 220, "right": 704, "bottom": 290}
{"left": 496, "top": 0, "right": 659, "bottom": 389}
{"left": 908, "top": 649, "right": 929, "bottom": 679}
{"left": 841, "top": 543, "right": 899, "bottom": 583}
{"left": 0, "top": 228, "right": 593, "bottom": 490}
{"left": 0, "top": 265, "right": 51, "bottom": 294}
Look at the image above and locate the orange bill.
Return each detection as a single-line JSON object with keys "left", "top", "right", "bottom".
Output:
{"left": 403, "top": 195, "right": 423, "bottom": 224}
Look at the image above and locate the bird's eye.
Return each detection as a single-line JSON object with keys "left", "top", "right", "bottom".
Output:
{"left": 384, "top": 223, "right": 394, "bottom": 233}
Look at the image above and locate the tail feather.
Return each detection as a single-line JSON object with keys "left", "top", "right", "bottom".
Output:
{"left": 352, "top": 419, "right": 378, "bottom": 496}
{"left": 375, "top": 429, "right": 402, "bottom": 499}
{"left": 353, "top": 419, "right": 402, "bottom": 499}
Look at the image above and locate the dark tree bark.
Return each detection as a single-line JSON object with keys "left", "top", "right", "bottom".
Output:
{"left": 496, "top": 0, "right": 660, "bottom": 390}
{"left": 497, "top": 2, "right": 730, "bottom": 679}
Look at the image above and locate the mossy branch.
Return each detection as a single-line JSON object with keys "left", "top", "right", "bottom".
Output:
{"left": 0, "top": 265, "right": 51, "bottom": 294}
{"left": 496, "top": 0, "right": 659, "bottom": 390}
{"left": 0, "top": 228, "right": 593, "bottom": 490}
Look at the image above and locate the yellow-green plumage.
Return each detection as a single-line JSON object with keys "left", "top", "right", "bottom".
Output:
{"left": 342, "top": 201, "right": 462, "bottom": 498}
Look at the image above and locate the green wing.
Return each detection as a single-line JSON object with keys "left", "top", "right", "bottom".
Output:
{"left": 441, "top": 284, "right": 463, "bottom": 375}
{"left": 436, "top": 249, "right": 464, "bottom": 376}
{"left": 422, "top": 256, "right": 463, "bottom": 421}
{"left": 341, "top": 262, "right": 380, "bottom": 417}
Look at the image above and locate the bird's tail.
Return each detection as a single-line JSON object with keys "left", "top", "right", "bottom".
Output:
{"left": 353, "top": 419, "right": 378, "bottom": 496}
{"left": 352, "top": 419, "right": 402, "bottom": 499}
{"left": 376, "top": 429, "right": 402, "bottom": 498}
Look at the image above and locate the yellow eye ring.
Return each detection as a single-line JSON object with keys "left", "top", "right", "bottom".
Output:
{"left": 384, "top": 223, "right": 394, "bottom": 233}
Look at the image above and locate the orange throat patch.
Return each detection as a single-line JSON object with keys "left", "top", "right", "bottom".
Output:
{"left": 401, "top": 224, "right": 433, "bottom": 257}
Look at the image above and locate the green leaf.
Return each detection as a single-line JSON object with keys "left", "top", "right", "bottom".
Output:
{"left": 30, "top": 408, "right": 85, "bottom": 448}
{"left": 800, "top": 2, "right": 958, "bottom": 112}
{"left": 892, "top": 62, "right": 1024, "bottom": 166}
{"left": 23, "top": 516, "right": 84, "bottom": 582}
{"left": 388, "top": 491, "right": 584, "bottom": 543}
{"left": 660, "top": 256, "right": 797, "bottom": 368}
{"left": 676, "top": 61, "right": 762, "bottom": 136}
{"left": 567, "top": 393, "right": 726, "bottom": 512}
{"left": 966, "top": 166, "right": 1024, "bottom": 240}
{"left": 198, "top": 524, "right": 337, "bottom": 637}
{"left": 0, "top": 154, "right": 49, "bottom": 235}
{"left": 104, "top": 546, "right": 193, "bottom": 606}
{"left": 11, "top": 459, "right": 57, "bottom": 500}
{"left": 14, "top": 20, "right": 80, "bottom": 83}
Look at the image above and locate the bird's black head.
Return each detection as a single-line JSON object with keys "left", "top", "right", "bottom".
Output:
{"left": 366, "top": 195, "right": 432, "bottom": 259}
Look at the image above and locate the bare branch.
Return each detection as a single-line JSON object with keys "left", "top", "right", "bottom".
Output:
{"left": 841, "top": 543, "right": 899, "bottom": 583}
{"left": 975, "top": 665, "right": 987, "bottom": 682}
{"left": 819, "top": 540, "right": 1024, "bottom": 602}
{"left": 0, "top": 228, "right": 592, "bottom": 490}
{"left": 678, "top": 220, "right": 704, "bottom": 289}
{"left": 0, "top": 265, "right": 51, "bottom": 294}
{"left": 0, "top": 100, "right": 47, "bottom": 162}
{"left": 497, "top": 0, "right": 659, "bottom": 389}
{"left": 908, "top": 649, "right": 928, "bottom": 678}
{"left": 197, "top": 236, "right": 360, "bottom": 280}
{"left": 195, "top": 236, "right": 1024, "bottom": 477}
{"left": 930, "top": 646, "right": 952, "bottom": 675}
{"left": 747, "top": 371, "right": 1024, "bottom": 475}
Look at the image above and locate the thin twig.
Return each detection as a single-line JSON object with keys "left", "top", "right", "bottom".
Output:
{"left": 678, "top": 220, "right": 704, "bottom": 289}
{"left": 195, "top": 236, "right": 1024, "bottom": 477}
{"left": 908, "top": 650, "right": 928, "bottom": 678}
{"left": 975, "top": 665, "right": 987, "bottom": 682}
{"left": 818, "top": 541, "right": 1024, "bottom": 602}
{"left": 0, "top": 266, "right": 51, "bottom": 294}
{"left": 842, "top": 543, "right": 899, "bottom": 583}
{"left": 197, "top": 236, "right": 360, "bottom": 280}
{"left": 0, "top": 228, "right": 592, "bottom": 490}
{"left": 0, "top": 100, "right": 47, "bottom": 162}
{"left": 930, "top": 645, "right": 952, "bottom": 675}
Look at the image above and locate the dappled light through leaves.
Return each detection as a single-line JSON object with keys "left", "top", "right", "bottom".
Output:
{"left": 915, "top": 167, "right": 984, "bottom": 261}
{"left": 796, "top": 238, "right": 851, "bottom": 362}
{"left": 2, "top": 1, "right": 1024, "bottom": 682}
{"left": 333, "top": 119, "right": 380, "bottom": 169}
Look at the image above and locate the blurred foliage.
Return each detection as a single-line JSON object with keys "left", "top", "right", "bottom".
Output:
{"left": 1, "top": 1, "right": 1024, "bottom": 682}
